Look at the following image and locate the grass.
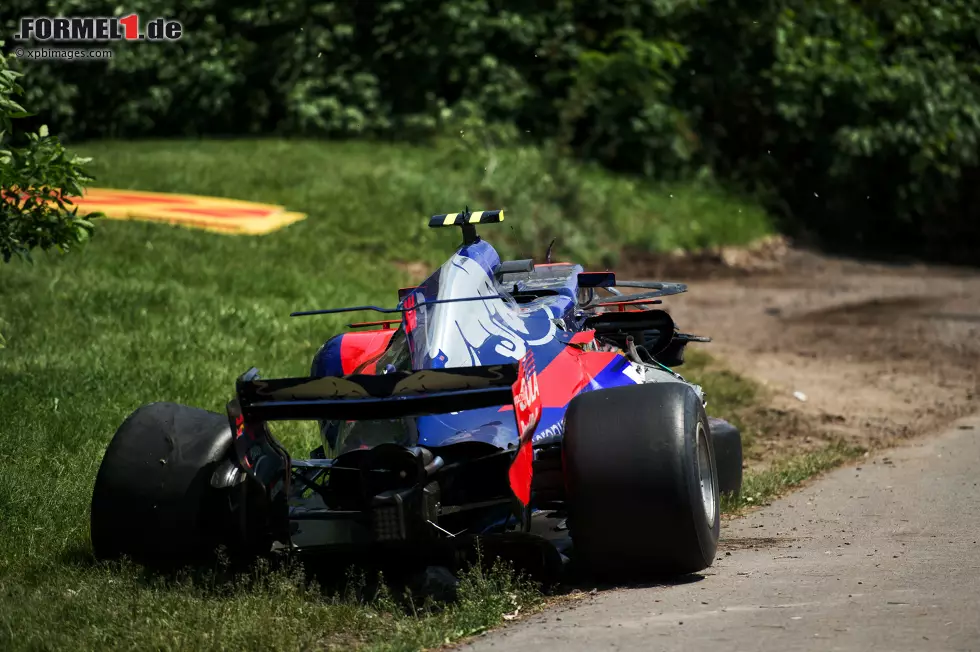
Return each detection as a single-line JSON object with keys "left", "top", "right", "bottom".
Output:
{"left": 73, "top": 137, "right": 771, "bottom": 269}
{"left": 726, "top": 441, "right": 865, "bottom": 511}
{"left": 681, "top": 348, "right": 762, "bottom": 453}
{"left": 680, "top": 350, "right": 866, "bottom": 513}
{"left": 1, "top": 553, "right": 539, "bottom": 651}
{"left": 0, "top": 137, "right": 774, "bottom": 650}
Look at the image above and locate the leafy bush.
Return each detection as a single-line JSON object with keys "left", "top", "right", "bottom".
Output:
{"left": 673, "top": 0, "right": 980, "bottom": 255}
{"left": 3, "top": 0, "right": 978, "bottom": 258}
{"left": 0, "top": 41, "right": 99, "bottom": 263}
{"left": 764, "top": 0, "right": 980, "bottom": 251}
{"left": 560, "top": 28, "right": 694, "bottom": 178}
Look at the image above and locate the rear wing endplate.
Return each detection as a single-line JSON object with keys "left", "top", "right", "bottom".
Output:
{"left": 428, "top": 209, "right": 503, "bottom": 228}
{"left": 428, "top": 207, "right": 504, "bottom": 245}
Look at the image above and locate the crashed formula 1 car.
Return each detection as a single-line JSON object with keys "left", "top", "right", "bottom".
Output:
{"left": 90, "top": 209, "right": 743, "bottom": 579}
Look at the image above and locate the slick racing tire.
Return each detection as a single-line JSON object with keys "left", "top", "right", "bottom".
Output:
{"left": 563, "top": 383, "right": 720, "bottom": 578}
{"left": 708, "top": 417, "right": 743, "bottom": 498}
{"left": 90, "top": 402, "right": 246, "bottom": 566}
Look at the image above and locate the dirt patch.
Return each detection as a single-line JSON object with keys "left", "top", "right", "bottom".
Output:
{"left": 393, "top": 260, "right": 431, "bottom": 279}
{"left": 617, "top": 235, "right": 792, "bottom": 280}
{"left": 718, "top": 536, "right": 798, "bottom": 551}
{"left": 658, "top": 247, "right": 980, "bottom": 458}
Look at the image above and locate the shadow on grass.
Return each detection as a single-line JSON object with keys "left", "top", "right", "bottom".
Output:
{"left": 58, "top": 540, "right": 98, "bottom": 568}
{"left": 53, "top": 533, "right": 553, "bottom": 613}
{"left": 55, "top": 530, "right": 703, "bottom": 612}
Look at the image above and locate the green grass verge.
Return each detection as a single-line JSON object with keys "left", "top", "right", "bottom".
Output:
{"left": 722, "top": 441, "right": 865, "bottom": 512}
{"left": 681, "top": 348, "right": 762, "bottom": 453}
{"left": 680, "top": 350, "right": 866, "bottom": 513}
{"left": 75, "top": 138, "right": 771, "bottom": 268}
{"left": 0, "top": 138, "right": 771, "bottom": 650}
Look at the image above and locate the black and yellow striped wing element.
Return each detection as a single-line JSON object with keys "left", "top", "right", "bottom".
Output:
{"left": 428, "top": 210, "right": 504, "bottom": 228}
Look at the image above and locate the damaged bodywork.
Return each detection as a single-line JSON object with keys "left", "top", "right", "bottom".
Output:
{"left": 90, "top": 208, "right": 743, "bottom": 579}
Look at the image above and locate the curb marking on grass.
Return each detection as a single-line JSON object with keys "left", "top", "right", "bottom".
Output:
{"left": 66, "top": 188, "right": 307, "bottom": 234}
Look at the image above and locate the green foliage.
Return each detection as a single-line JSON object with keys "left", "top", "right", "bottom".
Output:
{"left": 0, "top": 41, "right": 99, "bottom": 263}
{"left": 2, "top": 0, "right": 977, "bottom": 256}
{"left": 763, "top": 0, "right": 980, "bottom": 248}
{"left": 561, "top": 28, "right": 695, "bottom": 177}
{"left": 675, "top": 0, "right": 980, "bottom": 254}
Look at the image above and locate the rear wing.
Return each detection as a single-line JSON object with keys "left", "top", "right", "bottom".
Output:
{"left": 233, "top": 364, "right": 520, "bottom": 422}
{"left": 225, "top": 354, "right": 542, "bottom": 511}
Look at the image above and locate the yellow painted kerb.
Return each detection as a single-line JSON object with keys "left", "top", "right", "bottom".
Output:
{"left": 57, "top": 188, "right": 307, "bottom": 235}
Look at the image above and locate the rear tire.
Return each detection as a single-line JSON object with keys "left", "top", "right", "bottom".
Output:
{"left": 91, "top": 402, "right": 244, "bottom": 565}
{"left": 708, "top": 417, "right": 743, "bottom": 498}
{"left": 563, "top": 382, "right": 720, "bottom": 578}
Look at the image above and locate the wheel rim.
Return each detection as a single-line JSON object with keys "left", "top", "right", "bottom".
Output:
{"left": 696, "top": 421, "right": 716, "bottom": 527}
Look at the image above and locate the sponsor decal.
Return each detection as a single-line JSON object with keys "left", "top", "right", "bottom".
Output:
{"left": 403, "top": 292, "right": 418, "bottom": 333}
{"left": 512, "top": 351, "right": 541, "bottom": 441}
{"left": 508, "top": 351, "right": 541, "bottom": 505}
{"left": 532, "top": 419, "right": 564, "bottom": 443}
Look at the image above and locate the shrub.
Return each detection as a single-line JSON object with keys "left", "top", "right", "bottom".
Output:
{"left": 4, "top": 0, "right": 978, "bottom": 258}
{"left": 0, "top": 41, "right": 100, "bottom": 263}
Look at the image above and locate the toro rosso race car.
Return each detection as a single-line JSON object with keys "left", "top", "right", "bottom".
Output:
{"left": 90, "top": 209, "right": 743, "bottom": 579}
